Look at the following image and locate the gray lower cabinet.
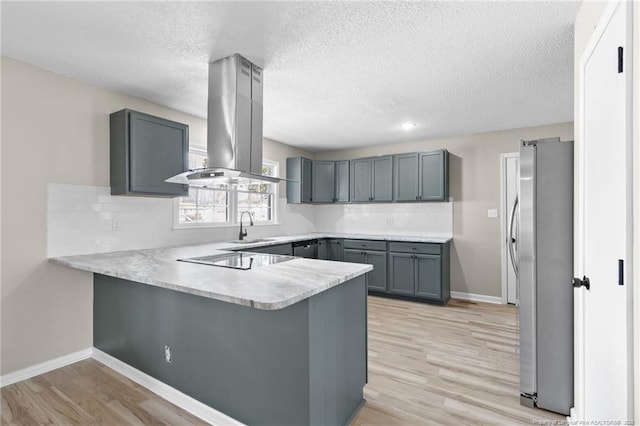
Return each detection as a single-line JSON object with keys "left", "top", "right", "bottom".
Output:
{"left": 286, "top": 157, "right": 312, "bottom": 203}
{"left": 350, "top": 156, "right": 393, "bottom": 202}
{"left": 364, "top": 250, "right": 387, "bottom": 292}
{"left": 388, "top": 253, "right": 415, "bottom": 295}
{"left": 415, "top": 254, "right": 442, "bottom": 299}
{"left": 312, "top": 160, "right": 335, "bottom": 203}
{"left": 394, "top": 150, "right": 449, "bottom": 202}
{"left": 389, "top": 253, "right": 442, "bottom": 299}
{"left": 327, "top": 239, "right": 344, "bottom": 261}
{"left": 110, "top": 109, "right": 189, "bottom": 197}
{"left": 344, "top": 246, "right": 387, "bottom": 293}
{"left": 388, "top": 241, "right": 450, "bottom": 304}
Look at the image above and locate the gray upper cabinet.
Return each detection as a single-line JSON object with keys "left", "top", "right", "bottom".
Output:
{"left": 372, "top": 156, "right": 393, "bottom": 201}
{"left": 286, "top": 157, "right": 312, "bottom": 203}
{"left": 312, "top": 161, "right": 335, "bottom": 203}
{"left": 286, "top": 150, "right": 447, "bottom": 204}
{"left": 110, "top": 109, "right": 189, "bottom": 197}
{"left": 419, "top": 150, "right": 448, "bottom": 201}
{"left": 394, "top": 150, "right": 448, "bottom": 202}
{"left": 394, "top": 153, "right": 419, "bottom": 201}
{"left": 350, "top": 156, "right": 393, "bottom": 202}
{"left": 335, "top": 160, "right": 350, "bottom": 202}
{"left": 350, "top": 158, "right": 373, "bottom": 202}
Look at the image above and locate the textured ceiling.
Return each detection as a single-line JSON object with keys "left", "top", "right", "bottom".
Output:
{"left": 1, "top": 1, "right": 580, "bottom": 151}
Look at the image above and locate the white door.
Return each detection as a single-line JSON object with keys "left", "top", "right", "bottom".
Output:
{"left": 501, "top": 153, "right": 520, "bottom": 304}
{"left": 579, "top": 0, "right": 633, "bottom": 420}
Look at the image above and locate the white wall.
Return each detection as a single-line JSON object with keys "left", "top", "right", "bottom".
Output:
{"left": 315, "top": 122, "right": 574, "bottom": 298}
{"left": 0, "top": 57, "right": 314, "bottom": 375}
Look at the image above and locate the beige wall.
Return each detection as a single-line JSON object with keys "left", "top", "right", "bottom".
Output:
{"left": 316, "top": 122, "right": 574, "bottom": 298}
{"left": 0, "top": 57, "right": 313, "bottom": 375}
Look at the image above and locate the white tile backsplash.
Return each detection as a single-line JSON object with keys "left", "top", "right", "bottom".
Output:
{"left": 47, "top": 183, "right": 451, "bottom": 257}
{"left": 47, "top": 183, "right": 317, "bottom": 256}
{"left": 314, "top": 200, "right": 453, "bottom": 238}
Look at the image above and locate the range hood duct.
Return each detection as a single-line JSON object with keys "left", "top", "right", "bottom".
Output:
{"left": 166, "top": 54, "right": 282, "bottom": 186}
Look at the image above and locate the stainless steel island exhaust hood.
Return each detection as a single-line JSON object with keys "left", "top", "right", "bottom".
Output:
{"left": 166, "top": 54, "right": 281, "bottom": 186}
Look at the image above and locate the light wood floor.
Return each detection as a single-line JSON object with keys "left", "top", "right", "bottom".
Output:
{"left": 1, "top": 297, "right": 565, "bottom": 425}
{"left": 351, "top": 296, "right": 565, "bottom": 425}
{"left": 1, "top": 359, "right": 206, "bottom": 425}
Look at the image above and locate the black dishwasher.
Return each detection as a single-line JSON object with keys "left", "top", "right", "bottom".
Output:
{"left": 292, "top": 240, "right": 319, "bottom": 259}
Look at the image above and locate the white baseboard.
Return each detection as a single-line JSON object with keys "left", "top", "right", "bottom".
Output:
{"left": 0, "top": 347, "right": 92, "bottom": 387}
{"left": 92, "top": 348, "right": 243, "bottom": 426}
{"left": 451, "top": 291, "right": 503, "bottom": 304}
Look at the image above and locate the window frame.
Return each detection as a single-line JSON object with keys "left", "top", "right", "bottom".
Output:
{"left": 172, "top": 154, "right": 279, "bottom": 229}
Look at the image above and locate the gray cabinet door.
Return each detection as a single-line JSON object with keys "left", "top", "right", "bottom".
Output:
{"left": 350, "top": 159, "right": 372, "bottom": 202}
{"left": 317, "top": 239, "right": 328, "bottom": 260}
{"left": 111, "top": 109, "right": 189, "bottom": 196}
{"left": 335, "top": 160, "right": 350, "bottom": 202}
{"left": 419, "top": 150, "right": 448, "bottom": 201}
{"left": 286, "top": 157, "right": 313, "bottom": 203}
{"left": 389, "top": 253, "right": 414, "bottom": 296}
{"left": 372, "top": 156, "right": 393, "bottom": 201}
{"left": 312, "top": 161, "right": 335, "bottom": 203}
{"left": 414, "top": 254, "right": 442, "bottom": 299}
{"left": 394, "top": 153, "right": 419, "bottom": 201}
{"left": 327, "top": 239, "right": 344, "bottom": 261}
{"left": 302, "top": 158, "right": 313, "bottom": 203}
{"left": 343, "top": 248, "right": 365, "bottom": 264}
{"left": 365, "top": 250, "right": 387, "bottom": 292}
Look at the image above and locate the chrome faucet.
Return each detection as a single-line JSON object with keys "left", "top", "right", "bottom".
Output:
{"left": 238, "top": 211, "right": 254, "bottom": 240}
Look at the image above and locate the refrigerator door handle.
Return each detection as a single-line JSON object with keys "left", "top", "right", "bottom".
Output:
{"left": 508, "top": 196, "right": 519, "bottom": 277}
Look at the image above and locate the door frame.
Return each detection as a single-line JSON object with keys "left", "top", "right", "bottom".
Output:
{"left": 575, "top": 0, "right": 635, "bottom": 420}
{"left": 500, "top": 152, "right": 520, "bottom": 304}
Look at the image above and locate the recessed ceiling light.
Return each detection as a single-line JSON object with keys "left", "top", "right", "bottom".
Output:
{"left": 401, "top": 122, "right": 416, "bottom": 130}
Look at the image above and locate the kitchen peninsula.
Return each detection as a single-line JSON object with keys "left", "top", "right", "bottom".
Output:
{"left": 50, "top": 237, "right": 373, "bottom": 426}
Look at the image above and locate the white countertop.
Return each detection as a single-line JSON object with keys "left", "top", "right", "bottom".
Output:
{"left": 49, "top": 232, "right": 450, "bottom": 310}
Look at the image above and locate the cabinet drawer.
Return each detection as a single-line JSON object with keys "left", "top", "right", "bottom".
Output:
{"left": 388, "top": 242, "right": 442, "bottom": 255}
{"left": 343, "top": 239, "right": 387, "bottom": 251}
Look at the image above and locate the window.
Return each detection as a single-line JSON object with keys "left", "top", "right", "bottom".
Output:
{"left": 174, "top": 150, "right": 278, "bottom": 228}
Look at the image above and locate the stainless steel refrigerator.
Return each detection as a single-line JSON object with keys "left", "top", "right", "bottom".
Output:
{"left": 510, "top": 137, "right": 574, "bottom": 415}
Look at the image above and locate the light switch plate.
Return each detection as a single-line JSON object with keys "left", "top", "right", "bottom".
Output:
{"left": 487, "top": 209, "right": 499, "bottom": 218}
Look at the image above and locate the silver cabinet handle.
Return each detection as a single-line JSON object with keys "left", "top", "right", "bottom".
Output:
{"left": 508, "top": 195, "right": 519, "bottom": 277}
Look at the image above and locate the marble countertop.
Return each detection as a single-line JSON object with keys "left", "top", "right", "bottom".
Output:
{"left": 49, "top": 232, "right": 451, "bottom": 310}
{"left": 219, "top": 232, "right": 452, "bottom": 250}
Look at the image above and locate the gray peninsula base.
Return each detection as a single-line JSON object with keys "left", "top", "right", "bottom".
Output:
{"left": 94, "top": 273, "right": 368, "bottom": 426}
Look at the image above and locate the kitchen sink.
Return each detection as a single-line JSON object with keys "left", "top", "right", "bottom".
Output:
{"left": 228, "top": 238, "right": 276, "bottom": 244}
{"left": 178, "top": 252, "right": 294, "bottom": 270}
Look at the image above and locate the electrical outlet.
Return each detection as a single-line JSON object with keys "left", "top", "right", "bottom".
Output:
{"left": 112, "top": 218, "right": 120, "bottom": 231}
{"left": 487, "top": 209, "right": 499, "bottom": 218}
{"left": 164, "top": 345, "right": 172, "bottom": 363}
